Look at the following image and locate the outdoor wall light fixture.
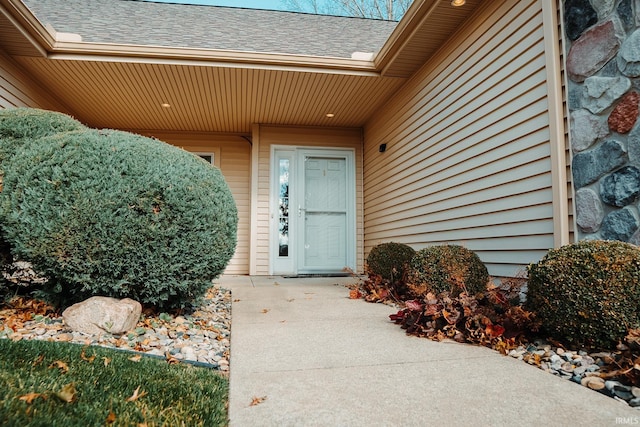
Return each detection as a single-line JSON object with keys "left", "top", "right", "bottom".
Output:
{"left": 379, "top": 143, "right": 387, "bottom": 153}
{"left": 161, "top": 103, "right": 171, "bottom": 108}
{"left": 451, "top": 0, "right": 465, "bottom": 6}
{"left": 326, "top": 113, "right": 335, "bottom": 118}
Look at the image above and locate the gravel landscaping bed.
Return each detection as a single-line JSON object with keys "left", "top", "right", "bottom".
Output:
{"left": 1, "top": 262, "right": 231, "bottom": 372}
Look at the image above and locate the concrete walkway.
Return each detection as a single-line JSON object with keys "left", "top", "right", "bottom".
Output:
{"left": 220, "top": 275, "right": 639, "bottom": 427}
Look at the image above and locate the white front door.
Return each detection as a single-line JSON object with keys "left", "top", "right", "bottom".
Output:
{"left": 271, "top": 148, "right": 355, "bottom": 275}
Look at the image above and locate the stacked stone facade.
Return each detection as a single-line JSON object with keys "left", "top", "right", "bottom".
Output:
{"left": 566, "top": 0, "right": 640, "bottom": 243}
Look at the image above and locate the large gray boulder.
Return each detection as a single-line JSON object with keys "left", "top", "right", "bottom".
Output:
{"left": 62, "top": 296, "right": 141, "bottom": 335}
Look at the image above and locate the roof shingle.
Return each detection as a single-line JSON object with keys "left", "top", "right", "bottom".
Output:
{"left": 23, "top": 0, "right": 398, "bottom": 58}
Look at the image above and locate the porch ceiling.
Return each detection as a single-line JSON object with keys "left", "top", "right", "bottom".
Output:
{"left": 0, "top": 0, "right": 483, "bottom": 134}
{"left": 14, "top": 56, "right": 407, "bottom": 133}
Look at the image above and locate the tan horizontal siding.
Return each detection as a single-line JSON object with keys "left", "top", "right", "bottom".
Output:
{"left": 254, "top": 125, "right": 363, "bottom": 275}
{"left": 139, "top": 131, "right": 251, "bottom": 275}
{"left": 365, "top": 128, "right": 551, "bottom": 220}
{"left": 365, "top": 0, "right": 543, "bottom": 164}
{"left": 0, "top": 49, "right": 64, "bottom": 110}
{"left": 363, "top": 0, "right": 552, "bottom": 277}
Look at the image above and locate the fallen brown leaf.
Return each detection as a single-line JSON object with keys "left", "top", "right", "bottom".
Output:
{"left": 18, "top": 392, "right": 46, "bottom": 404}
{"left": 261, "top": 309, "right": 270, "bottom": 314}
{"left": 126, "top": 386, "right": 148, "bottom": 402}
{"left": 103, "top": 357, "right": 111, "bottom": 367}
{"left": 49, "top": 360, "right": 69, "bottom": 374}
{"left": 105, "top": 411, "right": 116, "bottom": 424}
{"left": 127, "top": 355, "right": 142, "bottom": 362}
{"left": 165, "top": 353, "right": 180, "bottom": 365}
{"left": 349, "top": 289, "right": 362, "bottom": 299}
{"left": 249, "top": 396, "right": 267, "bottom": 406}
{"left": 80, "top": 347, "right": 96, "bottom": 363}
{"left": 32, "top": 354, "right": 45, "bottom": 367}
{"left": 55, "top": 383, "right": 77, "bottom": 403}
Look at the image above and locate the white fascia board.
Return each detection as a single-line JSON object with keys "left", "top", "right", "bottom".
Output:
{"left": 46, "top": 42, "right": 382, "bottom": 76}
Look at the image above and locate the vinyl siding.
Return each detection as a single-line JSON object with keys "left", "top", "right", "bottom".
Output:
{"left": 140, "top": 132, "right": 251, "bottom": 275}
{"left": 363, "top": 0, "right": 557, "bottom": 277}
{"left": 253, "top": 125, "right": 363, "bottom": 275}
{"left": 0, "top": 49, "right": 64, "bottom": 110}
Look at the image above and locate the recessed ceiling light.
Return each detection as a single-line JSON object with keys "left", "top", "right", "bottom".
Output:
{"left": 451, "top": 0, "right": 465, "bottom": 6}
{"left": 326, "top": 113, "right": 335, "bottom": 118}
{"left": 161, "top": 103, "right": 171, "bottom": 108}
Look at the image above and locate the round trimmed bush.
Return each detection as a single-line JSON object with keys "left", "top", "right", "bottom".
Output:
{"left": 366, "top": 242, "right": 415, "bottom": 281}
{"left": 0, "top": 108, "right": 84, "bottom": 165}
{"left": 406, "top": 245, "right": 489, "bottom": 297}
{"left": 0, "top": 109, "right": 85, "bottom": 275}
{"left": 1, "top": 126, "right": 237, "bottom": 309}
{"left": 525, "top": 240, "right": 640, "bottom": 349}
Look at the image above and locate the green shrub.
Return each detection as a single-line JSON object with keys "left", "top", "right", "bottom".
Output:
{"left": 0, "top": 108, "right": 85, "bottom": 277}
{"left": 1, "top": 125, "right": 237, "bottom": 310}
{"left": 366, "top": 242, "right": 415, "bottom": 281}
{"left": 0, "top": 108, "right": 84, "bottom": 166}
{"left": 406, "top": 245, "right": 489, "bottom": 297}
{"left": 525, "top": 240, "right": 640, "bottom": 349}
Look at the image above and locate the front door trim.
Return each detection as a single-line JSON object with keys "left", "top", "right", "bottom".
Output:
{"left": 269, "top": 145, "right": 356, "bottom": 275}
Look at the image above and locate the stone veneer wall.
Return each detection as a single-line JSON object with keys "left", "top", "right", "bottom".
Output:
{"left": 566, "top": 0, "right": 640, "bottom": 243}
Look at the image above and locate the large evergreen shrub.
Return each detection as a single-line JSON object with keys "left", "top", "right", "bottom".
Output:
{"left": 406, "top": 245, "right": 489, "bottom": 297}
{"left": 1, "top": 121, "right": 237, "bottom": 309}
{"left": 0, "top": 108, "right": 84, "bottom": 165}
{"left": 526, "top": 240, "right": 640, "bottom": 349}
{"left": 0, "top": 109, "right": 85, "bottom": 273}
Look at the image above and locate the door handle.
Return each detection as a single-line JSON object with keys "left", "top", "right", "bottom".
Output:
{"left": 298, "top": 205, "right": 306, "bottom": 217}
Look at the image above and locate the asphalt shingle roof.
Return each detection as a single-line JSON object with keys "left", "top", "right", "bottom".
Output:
{"left": 23, "top": 0, "right": 398, "bottom": 58}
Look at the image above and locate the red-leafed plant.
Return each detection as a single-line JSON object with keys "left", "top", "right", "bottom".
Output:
{"left": 388, "top": 279, "right": 539, "bottom": 352}
{"left": 597, "top": 329, "right": 640, "bottom": 387}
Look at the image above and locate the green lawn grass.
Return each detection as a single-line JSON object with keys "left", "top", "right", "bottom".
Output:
{"left": 0, "top": 339, "right": 228, "bottom": 426}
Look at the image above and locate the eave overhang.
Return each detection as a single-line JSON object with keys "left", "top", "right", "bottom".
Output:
{"left": 376, "top": 0, "right": 484, "bottom": 78}
{"left": 0, "top": 0, "right": 380, "bottom": 76}
{"left": 0, "top": 0, "right": 483, "bottom": 133}
{"left": 0, "top": 0, "right": 48, "bottom": 57}
{"left": 1, "top": 0, "right": 481, "bottom": 78}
